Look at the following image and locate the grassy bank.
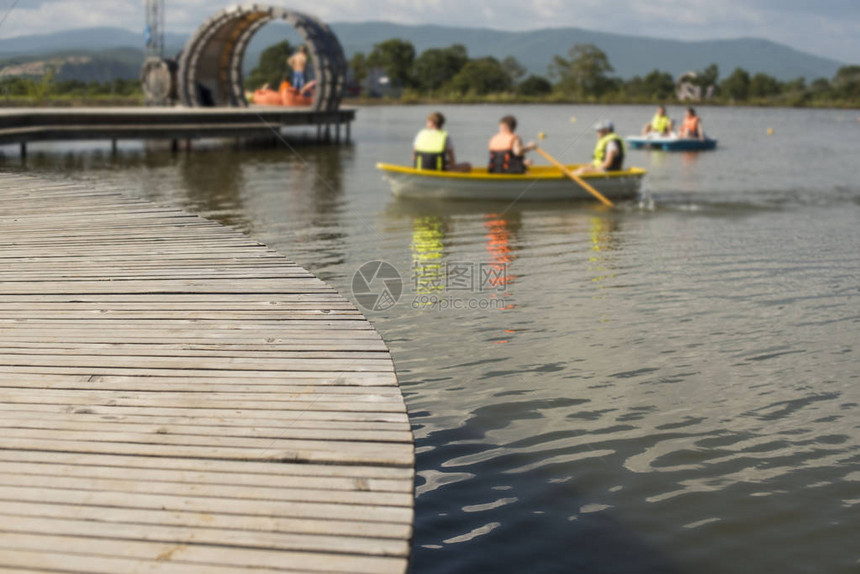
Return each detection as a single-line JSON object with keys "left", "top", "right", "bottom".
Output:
{"left": 1, "top": 93, "right": 855, "bottom": 111}
{"left": 344, "top": 94, "right": 860, "bottom": 109}
{"left": 0, "top": 95, "right": 143, "bottom": 107}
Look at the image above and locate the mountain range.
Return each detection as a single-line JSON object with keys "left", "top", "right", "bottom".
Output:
{"left": 0, "top": 23, "right": 847, "bottom": 84}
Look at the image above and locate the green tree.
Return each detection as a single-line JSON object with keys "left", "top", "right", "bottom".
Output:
{"left": 783, "top": 77, "right": 806, "bottom": 92}
{"left": 368, "top": 38, "right": 416, "bottom": 88}
{"left": 623, "top": 75, "right": 646, "bottom": 98}
{"left": 720, "top": 67, "right": 750, "bottom": 101}
{"left": 695, "top": 63, "right": 719, "bottom": 88}
{"left": 350, "top": 52, "right": 369, "bottom": 85}
{"left": 640, "top": 69, "right": 676, "bottom": 100}
{"left": 549, "top": 43, "right": 614, "bottom": 97}
{"left": 447, "top": 57, "right": 512, "bottom": 95}
{"left": 748, "top": 72, "right": 782, "bottom": 98}
{"left": 809, "top": 77, "right": 831, "bottom": 93}
{"left": 502, "top": 56, "right": 527, "bottom": 84}
{"left": 516, "top": 75, "right": 553, "bottom": 96}
{"left": 246, "top": 40, "right": 294, "bottom": 89}
{"left": 412, "top": 45, "right": 468, "bottom": 92}
{"left": 832, "top": 65, "right": 860, "bottom": 98}
{"left": 26, "top": 66, "right": 54, "bottom": 102}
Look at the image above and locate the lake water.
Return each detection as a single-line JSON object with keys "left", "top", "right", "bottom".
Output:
{"left": 6, "top": 104, "right": 860, "bottom": 574}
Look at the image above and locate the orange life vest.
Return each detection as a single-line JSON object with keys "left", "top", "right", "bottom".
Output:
{"left": 488, "top": 132, "right": 526, "bottom": 174}
{"left": 682, "top": 116, "right": 699, "bottom": 136}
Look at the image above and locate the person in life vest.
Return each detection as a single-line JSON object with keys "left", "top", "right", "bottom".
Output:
{"left": 575, "top": 119, "right": 625, "bottom": 174}
{"left": 678, "top": 107, "right": 705, "bottom": 141}
{"left": 642, "top": 105, "right": 673, "bottom": 135}
{"left": 487, "top": 115, "right": 536, "bottom": 174}
{"left": 413, "top": 112, "right": 472, "bottom": 172}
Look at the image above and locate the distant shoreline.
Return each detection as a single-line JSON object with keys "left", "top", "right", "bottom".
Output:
{"left": 1, "top": 96, "right": 857, "bottom": 111}
{"left": 342, "top": 97, "right": 860, "bottom": 110}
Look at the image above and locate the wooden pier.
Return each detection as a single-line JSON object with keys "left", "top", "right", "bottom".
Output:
{"left": 0, "top": 107, "right": 356, "bottom": 155}
{"left": 0, "top": 173, "right": 413, "bottom": 573}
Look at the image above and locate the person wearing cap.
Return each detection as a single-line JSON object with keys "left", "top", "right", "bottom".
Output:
{"left": 576, "top": 119, "right": 625, "bottom": 174}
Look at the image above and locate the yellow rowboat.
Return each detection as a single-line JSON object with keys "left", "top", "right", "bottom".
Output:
{"left": 376, "top": 163, "right": 647, "bottom": 201}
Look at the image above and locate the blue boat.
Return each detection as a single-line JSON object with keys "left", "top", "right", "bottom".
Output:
{"left": 626, "top": 135, "right": 717, "bottom": 151}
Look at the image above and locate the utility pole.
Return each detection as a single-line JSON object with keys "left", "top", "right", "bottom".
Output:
{"left": 142, "top": 0, "right": 176, "bottom": 106}
{"left": 144, "top": 0, "right": 165, "bottom": 59}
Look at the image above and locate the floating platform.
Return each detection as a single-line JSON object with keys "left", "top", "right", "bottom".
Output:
{"left": 0, "top": 106, "right": 356, "bottom": 153}
{"left": 0, "top": 173, "right": 413, "bottom": 573}
{"left": 625, "top": 135, "right": 717, "bottom": 151}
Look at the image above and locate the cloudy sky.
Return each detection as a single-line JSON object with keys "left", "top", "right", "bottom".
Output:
{"left": 1, "top": 0, "right": 857, "bottom": 62}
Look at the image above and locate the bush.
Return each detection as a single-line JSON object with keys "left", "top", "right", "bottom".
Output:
{"left": 517, "top": 75, "right": 553, "bottom": 96}
{"left": 447, "top": 57, "right": 512, "bottom": 95}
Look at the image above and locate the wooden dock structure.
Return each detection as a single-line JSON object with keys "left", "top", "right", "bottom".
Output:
{"left": 0, "top": 173, "right": 413, "bottom": 573}
{"left": 0, "top": 107, "right": 356, "bottom": 156}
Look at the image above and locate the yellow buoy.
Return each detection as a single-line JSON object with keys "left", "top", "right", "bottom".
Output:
{"left": 570, "top": 117, "right": 577, "bottom": 123}
{"left": 538, "top": 132, "right": 546, "bottom": 140}
{"left": 767, "top": 128, "right": 774, "bottom": 135}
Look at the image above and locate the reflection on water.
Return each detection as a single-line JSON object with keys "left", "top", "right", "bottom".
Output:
{"left": 588, "top": 215, "right": 620, "bottom": 286}
{"left": 177, "top": 147, "right": 248, "bottom": 230}
{"left": 411, "top": 216, "right": 447, "bottom": 296}
{"left": 7, "top": 105, "right": 860, "bottom": 574}
{"left": 483, "top": 212, "right": 518, "bottom": 289}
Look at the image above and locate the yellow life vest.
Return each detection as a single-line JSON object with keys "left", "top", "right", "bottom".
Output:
{"left": 651, "top": 113, "right": 671, "bottom": 133}
{"left": 414, "top": 129, "right": 448, "bottom": 170}
{"left": 592, "top": 133, "right": 625, "bottom": 170}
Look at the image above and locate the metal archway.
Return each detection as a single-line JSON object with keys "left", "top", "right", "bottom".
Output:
{"left": 177, "top": 4, "right": 346, "bottom": 111}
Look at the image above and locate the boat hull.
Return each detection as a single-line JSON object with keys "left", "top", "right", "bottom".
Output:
{"left": 626, "top": 135, "right": 717, "bottom": 151}
{"left": 377, "top": 164, "right": 646, "bottom": 201}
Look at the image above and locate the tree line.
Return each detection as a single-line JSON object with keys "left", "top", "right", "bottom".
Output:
{"left": 1, "top": 39, "right": 856, "bottom": 107}
{"left": 0, "top": 73, "right": 141, "bottom": 102}
{"left": 347, "top": 39, "right": 860, "bottom": 106}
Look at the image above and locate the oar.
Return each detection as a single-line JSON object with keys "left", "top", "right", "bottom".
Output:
{"left": 534, "top": 133, "right": 614, "bottom": 207}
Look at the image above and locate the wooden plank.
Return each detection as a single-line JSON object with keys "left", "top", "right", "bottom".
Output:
{"left": 0, "top": 373, "right": 397, "bottom": 390}
{"left": 0, "top": 368, "right": 398, "bottom": 384}
{"left": 0, "top": 436, "right": 412, "bottom": 467}
{"left": 0, "top": 402, "right": 408, "bottom": 422}
{"left": 0, "top": 536, "right": 405, "bottom": 574}
{"left": 0, "top": 515, "right": 410, "bottom": 557}
{"left": 0, "top": 419, "right": 410, "bottom": 444}
{"left": 0, "top": 410, "right": 411, "bottom": 435}
{"left": 0, "top": 451, "right": 414, "bottom": 480}
{"left": 0, "top": 355, "right": 393, "bottom": 372}
{"left": 0, "top": 459, "right": 412, "bottom": 493}
{"left": 0, "top": 473, "right": 413, "bottom": 508}
{"left": 0, "top": 486, "right": 413, "bottom": 524}
{"left": 0, "top": 499, "right": 412, "bottom": 540}
{"left": 0, "top": 172, "right": 412, "bottom": 573}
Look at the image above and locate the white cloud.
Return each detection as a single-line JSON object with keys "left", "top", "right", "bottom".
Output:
{"left": 0, "top": 0, "right": 856, "bottom": 62}
{"left": 0, "top": 0, "right": 140, "bottom": 35}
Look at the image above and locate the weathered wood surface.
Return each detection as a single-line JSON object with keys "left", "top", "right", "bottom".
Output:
{"left": 0, "top": 173, "right": 414, "bottom": 573}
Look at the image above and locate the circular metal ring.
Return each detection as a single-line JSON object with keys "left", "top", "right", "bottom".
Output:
{"left": 177, "top": 4, "right": 345, "bottom": 110}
